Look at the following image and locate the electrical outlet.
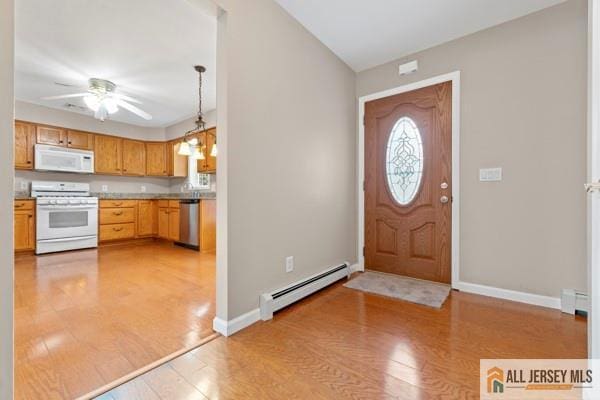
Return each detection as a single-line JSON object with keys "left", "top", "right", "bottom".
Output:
{"left": 285, "top": 256, "right": 294, "bottom": 273}
{"left": 20, "top": 181, "right": 27, "bottom": 190}
{"left": 101, "top": 185, "right": 108, "bottom": 192}
{"left": 141, "top": 185, "right": 146, "bottom": 193}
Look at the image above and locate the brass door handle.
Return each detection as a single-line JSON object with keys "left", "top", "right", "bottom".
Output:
{"left": 440, "top": 195, "right": 449, "bottom": 204}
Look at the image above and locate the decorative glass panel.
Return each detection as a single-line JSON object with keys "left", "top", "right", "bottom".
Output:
{"left": 385, "top": 117, "right": 423, "bottom": 205}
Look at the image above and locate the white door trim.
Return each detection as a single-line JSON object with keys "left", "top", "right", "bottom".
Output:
{"left": 357, "top": 71, "right": 461, "bottom": 288}
{"left": 588, "top": 0, "right": 599, "bottom": 360}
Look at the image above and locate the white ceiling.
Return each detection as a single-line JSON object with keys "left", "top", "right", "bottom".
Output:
{"left": 15, "top": 0, "right": 217, "bottom": 128}
{"left": 275, "top": 0, "right": 567, "bottom": 72}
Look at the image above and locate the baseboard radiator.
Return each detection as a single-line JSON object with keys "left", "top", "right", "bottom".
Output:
{"left": 561, "top": 289, "right": 588, "bottom": 315}
{"left": 260, "top": 262, "right": 350, "bottom": 320}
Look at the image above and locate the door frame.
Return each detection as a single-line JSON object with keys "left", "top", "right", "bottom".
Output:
{"left": 588, "top": 0, "right": 599, "bottom": 359}
{"left": 357, "top": 71, "right": 461, "bottom": 288}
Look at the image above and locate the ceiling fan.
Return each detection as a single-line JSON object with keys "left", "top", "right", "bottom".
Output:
{"left": 42, "top": 78, "right": 152, "bottom": 122}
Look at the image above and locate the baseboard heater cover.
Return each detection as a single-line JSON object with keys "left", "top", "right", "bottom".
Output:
{"left": 561, "top": 289, "right": 588, "bottom": 315}
{"left": 260, "top": 262, "right": 350, "bottom": 320}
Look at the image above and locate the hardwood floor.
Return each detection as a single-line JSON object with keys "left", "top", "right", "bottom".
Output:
{"left": 98, "top": 279, "right": 587, "bottom": 399}
{"left": 14, "top": 241, "right": 216, "bottom": 400}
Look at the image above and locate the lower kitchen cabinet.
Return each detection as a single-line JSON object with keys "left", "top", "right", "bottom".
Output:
{"left": 137, "top": 200, "right": 156, "bottom": 237}
{"left": 14, "top": 200, "right": 35, "bottom": 251}
{"left": 158, "top": 200, "right": 180, "bottom": 241}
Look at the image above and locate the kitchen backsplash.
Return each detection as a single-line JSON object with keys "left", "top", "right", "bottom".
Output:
{"left": 15, "top": 170, "right": 215, "bottom": 195}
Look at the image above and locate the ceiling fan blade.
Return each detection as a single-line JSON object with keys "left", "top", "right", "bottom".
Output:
{"left": 116, "top": 99, "right": 152, "bottom": 120}
{"left": 112, "top": 93, "right": 143, "bottom": 105}
{"left": 41, "top": 93, "right": 89, "bottom": 100}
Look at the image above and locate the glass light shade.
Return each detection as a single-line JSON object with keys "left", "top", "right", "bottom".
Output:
{"left": 192, "top": 147, "right": 205, "bottom": 160}
{"left": 188, "top": 138, "right": 199, "bottom": 146}
{"left": 103, "top": 98, "right": 118, "bottom": 114}
{"left": 84, "top": 95, "right": 100, "bottom": 111}
{"left": 210, "top": 143, "right": 217, "bottom": 157}
{"left": 178, "top": 141, "right": 191, "bottom": 156}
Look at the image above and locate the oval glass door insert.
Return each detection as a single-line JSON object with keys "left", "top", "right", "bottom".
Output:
{"left": 385, "top": 116, "right": 424, "bottom": 205}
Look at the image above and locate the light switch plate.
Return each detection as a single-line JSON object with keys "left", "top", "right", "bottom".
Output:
{"left": 141, "top": 185, "right": 146, "bottom": 193}
{"left": 285, "top": 256, "right": 294, "bottom": 273}
{"left": 480, "top": 168, "right": 502, "bottom": 182}
{"left": 101, "top": 185, "right": 108, "bottom": 192}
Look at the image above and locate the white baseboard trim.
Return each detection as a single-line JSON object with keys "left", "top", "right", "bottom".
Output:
{"left": 454, "top": 281, "right": 561, "bottom": 310}
{"left": 349, "top": 263, "right": 362, "bottom": 274}
{"left": 212, "top": 308, "right": 261, "bottom": 337}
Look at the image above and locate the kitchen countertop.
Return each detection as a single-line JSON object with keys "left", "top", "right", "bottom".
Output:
{"left": 14, "top": 192, "right": 216, "bottom": 200}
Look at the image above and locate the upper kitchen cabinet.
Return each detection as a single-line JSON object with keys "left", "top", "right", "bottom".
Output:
{"left": 66, "top": 130, "right": 94, "bottom": 150}
{"left": 122, "top": 139, "right": 146, "bottom": 176}
{"left": 36, "top": 125, "right": 67, "bottom": 146}
{"left": 146, "top": 142, "right": 167, "bottom": 176}
{"left": 14, "top": 121, "right": 35, "bottom": 170}
{"left": 197, "top": 128, "right": 217, "bottom": 174}
{"left": 95, "top": 135, "right": 123, "bottom": 175}
{"left": 170, "top": 141, "right": 188, "bottom": 178}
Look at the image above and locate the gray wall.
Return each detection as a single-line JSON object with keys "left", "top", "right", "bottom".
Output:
{"left": 164, "top": 109, "right": 217, "bottom": 140}
{"left": 0, "top": 0, "right": 14, "bottom": 397}
{"left": 357, "top": 0, "right": 588, "bottom": 297}
{"left": 216, "top": 0, "right": 357, "bottom": 319}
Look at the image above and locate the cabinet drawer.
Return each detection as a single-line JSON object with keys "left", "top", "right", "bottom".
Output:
{"left": 157, "top": 200, "right": 169, "bottom": 208}
{"left": 100, "top": 208, "right": 135, "bottom": 225}
{"left": 168, "top": 200, "right": 180, "bottom": 209}
{"left": 100, "top": 223, "right": 135, "bottom": 241}
{"left": 100, "top": 199, "right": 137, "bottom": 208}
{"left": 14, "top": 200, "right": 34, "bottom": 210}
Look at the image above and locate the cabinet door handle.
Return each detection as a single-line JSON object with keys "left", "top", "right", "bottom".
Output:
{"left": 113, "top": 211, "right": 123, "bottom": 216}
{"left": 14, "top": 204, "right": 23, "bottom": 208}
{"left": 68, "top": 141, "right": 72, "bottom": 145}
{"left": 27, "top": 161, "right": 32, "bottom": 164}
{"left": 113, "top": 202, "right": 123, "bottom": 206}
{"left": 113, "top": 227, "right": 123, "bottom": 232}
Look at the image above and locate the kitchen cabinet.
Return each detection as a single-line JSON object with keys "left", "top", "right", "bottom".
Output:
{"left": 14, "top": 200, "right": 35, "bottom": 251}
{"left": 99, "top": 200, "right": 136, "bottom": 242}
{"left": 197, "top": 128, "right": 217, "bottom": 173}
{"left": 95, "top": 135, "right": 123, "bottom": 175}
{"left": 157, "top": 200, "right": 180, "bottom": 241}
{"left": 146, "top": 142, "right": 168, "bottom": 176}
{"left": 170, "top": 141, "right": 188, "bottom": 177}
{"left": 137, "top": 200, "right": 156, "bottom": 237}
{"left": 14, "top": 121, "right": 35, "bottom": 170}
{"left": 66, "top": 130, "right": 94, "bottom": 150}
{"left": 36, "top": 125, "right": 66, "bottom": 146}
{"left": 122, "top": 139, "right": 146, "bottom": 176}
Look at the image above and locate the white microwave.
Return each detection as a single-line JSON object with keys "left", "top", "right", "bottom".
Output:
{"left": 34, "top": 144, "right": 94, "bottom": 174}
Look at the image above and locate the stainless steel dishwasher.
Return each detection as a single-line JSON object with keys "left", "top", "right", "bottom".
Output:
{"left": 176, "top": 199, "right": 200, "bottom": 250}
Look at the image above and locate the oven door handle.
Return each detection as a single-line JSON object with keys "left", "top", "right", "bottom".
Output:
{"left": 37, "top": 235, "right": 97, "bottom": 243}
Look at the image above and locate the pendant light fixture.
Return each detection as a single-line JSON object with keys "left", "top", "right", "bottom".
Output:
{"left": 179, "top": 65, "right": 214, "bottom": 157}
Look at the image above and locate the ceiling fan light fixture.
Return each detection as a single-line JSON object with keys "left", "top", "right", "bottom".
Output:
{"left": 83, "top": 95, "right": 100, "bottom": 111}
{"left": 103, "top": 97, "right": 118, "bottom": 114}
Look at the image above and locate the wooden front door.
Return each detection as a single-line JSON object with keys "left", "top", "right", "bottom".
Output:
{"left": 364, "top": 82, "right": 452, "bottom": 283}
